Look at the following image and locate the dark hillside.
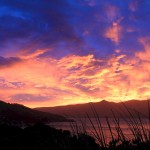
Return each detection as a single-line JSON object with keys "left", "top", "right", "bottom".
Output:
{"left": 35, "top": 100, "right": 150, "bottom": 118}
{"left": 0, "top": 100, "right": 70, "bottom": 125}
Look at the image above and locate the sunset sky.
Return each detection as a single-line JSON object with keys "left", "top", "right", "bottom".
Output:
{"left": 0, "top": 0, "right": 150, "bottom": 107}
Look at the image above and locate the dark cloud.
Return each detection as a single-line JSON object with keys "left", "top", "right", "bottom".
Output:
{"left": 0, "top": 0, "right": 84, "bottom": 57}
{"left": 0, "top": 56, "right": 22, "bottom": 68}
{"left": 0, "top": 0, "right": 150, "bottom": 57}
{"left": 11, "top": 94, "right": 50, "bottom": 102}
{"left": 75, "top": 84, "right": 100, "bottom": 94}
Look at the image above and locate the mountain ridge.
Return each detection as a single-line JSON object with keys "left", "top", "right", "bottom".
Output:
{"left": 34, "top": 100, "right": 150, "bottom": 118}
{"left": 0, "top": 100, "right": 70, "bottom": 125}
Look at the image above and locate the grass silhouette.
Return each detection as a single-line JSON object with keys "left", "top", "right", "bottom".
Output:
{"left": 83, "top": 100, "right": 150, "bottom": 150}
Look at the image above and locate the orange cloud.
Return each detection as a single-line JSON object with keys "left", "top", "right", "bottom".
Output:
{"left": 105, "top": 22, "right": 122, "bottom": 44}
{"left": 18, "top": 49, "right": 49, "bottom": 59}
{"left": 135, "top": 37, "right": 150, "bottom": 60}
{"left": 1, "top": 44, "right": 150, "bottom": 107}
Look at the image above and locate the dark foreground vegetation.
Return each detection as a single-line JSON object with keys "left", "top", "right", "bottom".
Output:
{"left": 0, "top": 122, "right": 150, "bottom": 150}
{"left": 0, "top": 123, "right": 99, "bottom": 150}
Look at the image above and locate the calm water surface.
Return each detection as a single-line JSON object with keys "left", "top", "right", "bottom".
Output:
{"left": 49, "top": 118, "right": 150, "bottom": 142}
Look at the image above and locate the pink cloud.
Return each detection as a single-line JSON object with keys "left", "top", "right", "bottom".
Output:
{"left": 104, "top": 22, "right": 122, "bottom": 44}
{"left": 1, "top": 45, "right": 150, "bottom": 107}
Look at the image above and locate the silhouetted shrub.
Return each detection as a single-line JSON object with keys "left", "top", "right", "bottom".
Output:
{"left": 0, "top": 123, "right": 99, "bottom": 150}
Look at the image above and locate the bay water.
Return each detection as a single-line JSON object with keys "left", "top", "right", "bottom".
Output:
{"left": 49, "top": 118, "right": 150, "bottom": 142}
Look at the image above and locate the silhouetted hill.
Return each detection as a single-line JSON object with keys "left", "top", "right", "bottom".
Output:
{"left": 0, "top": 100, "right": 70, "bottom": 125}
{"left": 35, "top": 100, "right": 150, "bottom": 118}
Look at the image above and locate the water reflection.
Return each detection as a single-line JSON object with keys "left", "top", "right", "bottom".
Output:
{"left": 49, "top": 118, "right": 150, "bottom": 142}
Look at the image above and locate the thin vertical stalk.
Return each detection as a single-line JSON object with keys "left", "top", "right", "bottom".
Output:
{"left": 87, "top": 114, "right": 103, "bottom": 146}
{"left": 148, "top": 99, "right": 150, "bottom": 140}
{"left": 106, "top": 117, "right": 114, "bottom": 142}
{"left": 90, "top": 102, "right": 107, "bottom": 147}
{"left": 111, "top": 109, "right": 126, "bottom": 142}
